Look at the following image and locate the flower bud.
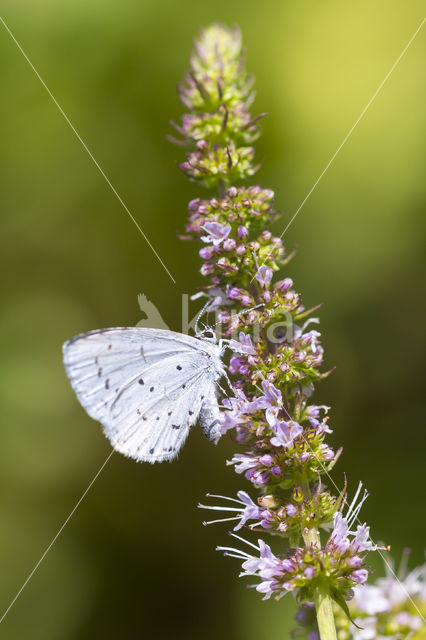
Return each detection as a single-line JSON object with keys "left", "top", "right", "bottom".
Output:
{"left": 260, "top": 230, "right": 272, "bottom": 243}
{"left": 196, "top": 139, "right": 208, "bottom": 150}
{"left": 199, "top": 246, "right": 215, "bottom": 259}
{"left": 286, "top": 504, "right": 298, "bottom": 517}
{"left": 270, "top": 465, "right": 282, "bottom": 476}
{"left": 200, "top": 263, "right": 214, "bottom": 275}
{"left": 238, "top": 225, "right": 249, "bottom": 239}
{"left": 274, "top": 278, "right": 293, "bottom": 292}
{"left": 223, "top": 238, "right": 236, "bottom": 251}
{"left": 258, "top": 494, "right": 280, "bottom": 508}
{"left": 188, "top": 198, "right": 201, "bottom": 211}
{"left": 293, "top": 487, "right": 304, "bottom": 503}
{"left": 259, "top": 454, "right": 275, "bottom": 467}
{"left": 250, "top": 469, "right": 269, "bottom": 486}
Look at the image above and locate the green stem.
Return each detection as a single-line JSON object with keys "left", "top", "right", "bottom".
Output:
{"left": 302, "top": 527, "right": 338, "bottom": 640}
{"left": 218, "top": 179, "right": 226, "bottom": 199}
{"left": 313, "top": 583, "right": 338, "bottom": 640}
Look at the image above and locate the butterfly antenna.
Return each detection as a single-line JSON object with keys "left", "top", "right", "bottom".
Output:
{"left": 195, "top": 300, "right": 211, "bottom": 335}
{"left": 212, "top": 303, "right": 264, "bottom": 328}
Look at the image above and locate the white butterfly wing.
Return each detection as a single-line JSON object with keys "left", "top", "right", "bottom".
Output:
{"left": 63, "top": 327, "right": 223, "bottom": 463}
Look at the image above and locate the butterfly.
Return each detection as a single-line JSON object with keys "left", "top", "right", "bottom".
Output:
{"left": 63, "top": 326, "right": 228, "bottom": 463}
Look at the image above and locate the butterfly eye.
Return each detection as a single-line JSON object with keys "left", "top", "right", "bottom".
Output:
{"left": 203, "top": 330, "right": 214, "bottom": 338}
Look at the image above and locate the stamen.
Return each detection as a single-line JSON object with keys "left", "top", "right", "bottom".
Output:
{"left": 216, "top": 545, "right": 252, "bottom": 559}
{"left": 203, "top": 516, "right": 241, "bottom": 526}
{"left": 198, "top": 503, "right": 244, "bottom": 512}
{"left": 347, "top": 489, "right": 369, "bottom": 527}
{"left": 206, "top": 493, "right": 243, "bottom": 504}
{"left": 229, "top": 532, "right": 260, "bottom": 550}
{"left": 346, "top": 482, "right": 363, "bottom": 521}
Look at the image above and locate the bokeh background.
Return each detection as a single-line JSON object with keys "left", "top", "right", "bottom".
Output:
{"left": 0, "top": 1, "right": 425, "bottom": 638}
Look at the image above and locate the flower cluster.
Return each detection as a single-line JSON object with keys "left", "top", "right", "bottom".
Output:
{"left": 175, "top": 23, "right": 393, "bottom": 637}
{"left": 202, "top": 483, "right": 375, "bottom": 604}
{"left": 171, "top": 24, "right": 264, "bottom": 187}
{"left": 220, "top": 379, "right": 337, "bottom": 492}
{"left": 297, "top": 556, "right": 426, "bottom": 639}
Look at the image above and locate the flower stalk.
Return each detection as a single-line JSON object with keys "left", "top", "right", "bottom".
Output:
{"left": 172, "top": 23, "right": 381, "bottom": 640}
{"left": 313, "top": 583, "right": 338, "bottom": 640}
{"left": 302, "top": 527, "right": 337, "bottom": 640}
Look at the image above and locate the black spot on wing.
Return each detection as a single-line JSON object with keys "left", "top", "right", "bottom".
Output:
{"left": 105, "top": 379, "right": 110, "bottom": 390}
{"left": 176, "top": 365, "right": 182, "bottom": 370}
{"left": 172, "top": 424, "right": 180, "bottom": 430}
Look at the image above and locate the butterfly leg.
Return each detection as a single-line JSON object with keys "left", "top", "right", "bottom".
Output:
{"left": 199, "top": 392, "right": 222, "bottom": 445}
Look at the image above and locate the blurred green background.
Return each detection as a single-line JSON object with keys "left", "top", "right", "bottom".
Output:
{"left": 0, "top": 1, "right": 425, "bottom": 638}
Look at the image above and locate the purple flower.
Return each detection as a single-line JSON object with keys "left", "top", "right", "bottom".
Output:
{"left": 304, "top": 567, "right": 316, "bottom": 579}
{"left": 223, "top": 238, "right": 236, "bottom": 251}
{"left": 206, "top": 288, "right": 232, "bottom": 310}
{"left": 328, "top": 512, "right": 350, "bottom": 552}
{"left": 270, "top": 420, "right": 303, "bottom": 448}
{"left": 249, "top": 469, "right": 270, "bottom": 486}
{"left": 327, "top": 484, "right": 378, "bottom": 562}
{"left": 235, "top": 491, "right": 263, "bottom": 529}
{"left": 221, "top": 388, "right": 257, "bottom": 432}
{"left": 238, "top": 225, "right": 248, "bottom": 239}
{"left": 229, "top": 356, "right": 244, "bottom": 374}
{"left": 259, "top": 454, "right": 275, "bottom": 466}
{"left": 258, "top": 380, "right": 282, "bottom": 426}
{"left": 201, "top": 222, "right": 231, "bottom": 246}
{"left": 352, "top": 569, "right": 369, "bottom": 584}
{"left": 241, "top": 539, "right": 281, "bottom": 582}
{"left": 199, "top": 245, "right": 215, "bottom": 259}
{"left": 301, "top": 329, "right": 322, "bottom": 354}
{"left": 198, "top": 491, "right": 263, "bottom": 531}
{"left": 200, "top": 262, "right": 214, "bottom": 276}
{"left": 309, "top": 417, "right": 332, "bottom": 434}
{"left": 352, "top": 524, "right": 375, "bottom": 553}
{"left": 229, "top": 332, "right": 256, "bottom": 355}
{"left": 230, "top": 453, "right": 259, "bottom": 474}
{"left": 286, "top": 504, "right": 297, "bottom": 517}
{"left": 255, "top": 265, "right": 273, "bottom": 287}
{"left": 274, "top": 277, "right": 293, "bottom": 292}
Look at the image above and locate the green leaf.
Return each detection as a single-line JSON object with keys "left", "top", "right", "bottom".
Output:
{"left": 331, "top": 590, "right": 362, "bottom": 630}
